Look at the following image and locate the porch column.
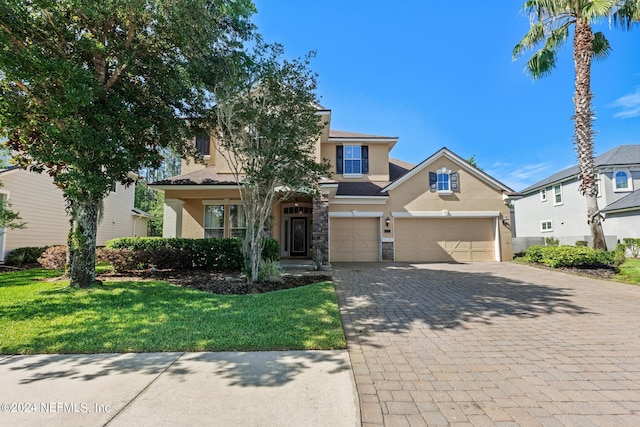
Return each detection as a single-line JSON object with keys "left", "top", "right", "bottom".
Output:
{"left": 312, "top": 193, "right": 329, "bottom": 266}
{"left": 163, "top": 199, "right": 184, "bottom": 238}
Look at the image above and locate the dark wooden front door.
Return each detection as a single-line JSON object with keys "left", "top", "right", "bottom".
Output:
{"left": 291, "top": 217, "right": 307, "bottom": 256}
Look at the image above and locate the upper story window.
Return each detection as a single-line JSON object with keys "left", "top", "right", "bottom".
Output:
{"left": 614, "top": 170, "right": 633, "bottom": 192}
{"left": 195, "top": 129, "right": 210, "bottom": 156}
{"left": 540, "top": 188, "right": 547, "bottom": 202}
{"left": 540, "top": 220, "right": 553, "bottom": 232}
{"left": 429, "top": 168, "right": 459, "bottom": 195}
{"left": 553, "top": 184, "right": 562, "bottom": 205}
{"left": 336, "top": 145, "right": 369, "bottom": 176}
{"left": 595, "top": 173, "right": 601, "bottom": 197}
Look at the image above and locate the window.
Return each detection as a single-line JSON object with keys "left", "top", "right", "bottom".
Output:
{"left": 595, "top": 173, "right": 600, "bottom": 197}
{"left": 540, "top": 220, "right": 553, "bottom": 232}
{"left": 204, "top": 205, "right": 224, "bottom": 238}
{"left": 229, "top": 204, "right": 247, "bottom": 238}
{"left": 540, "top": 188, "right": 547, "bottom": 202}
{"left": 614, "top": 170, "right": 632, "bottom": 192}
{"left": 336, "top": 145, "right": 368, "bottom": 175}
{"left": 195, "top": 129, "right": 210, "bottom": 156}
{"left": 553, "top": 184, "right": 562, "bottom": 205}
{"left": 429, "top": 168, "right": 458, "bottom": 194}
{"left": 437, "top": 171, "right": 450, "bottom": 192}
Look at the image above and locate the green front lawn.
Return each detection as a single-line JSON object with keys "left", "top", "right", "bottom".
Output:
{"left": 0, "top": 268, "right": 346, "bottom": 354}
{"left": 613, "top": 258, "right": 640, "bottom": 285}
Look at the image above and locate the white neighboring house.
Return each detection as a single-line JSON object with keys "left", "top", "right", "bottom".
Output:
{"left": 514, "top": 145, "right": 640, "bottom": 248}
{"left": 0, "top": 167, "right": 152, "bottom": 261}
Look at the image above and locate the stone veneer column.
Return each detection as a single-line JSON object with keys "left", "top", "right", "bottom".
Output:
{"left": 312, "top": 193, "right": 329, "bottom": 265}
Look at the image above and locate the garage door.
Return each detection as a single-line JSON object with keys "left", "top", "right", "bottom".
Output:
{"left": 330, "top": 217, "right": 379, "bottom": 262}
{"left": 395, "top": 218, "right": 495, "bottom": 262}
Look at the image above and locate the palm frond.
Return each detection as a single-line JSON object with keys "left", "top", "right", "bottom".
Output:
{"left": 592, "top": 31, "right": 612, "bottom": 60}
{"left": 544, "top": 23, "right": 570, "bottom": 51}
{"left": 582, "top": 0, "right": 616, "bottom": 20}
{"left": 526, "top": 48, "right": 557, "bottom": 79}
{"left": 613, "top": 0, "right": 640, "bottom": 29}
{"left": 513, "top": 22, "right": 547, "bottom": 59}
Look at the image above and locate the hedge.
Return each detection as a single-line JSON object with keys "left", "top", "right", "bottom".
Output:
{"left": 105, "top": 237, "right": 280, "bottom": 271}
{"left": 6, "top": 246, "right": 49, "bottom": 266}
{"left": 525, "top": 245, "right": 625, "bottom": 269}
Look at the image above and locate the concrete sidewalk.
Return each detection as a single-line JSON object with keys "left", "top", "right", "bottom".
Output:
{"left": 0, "top": 350, "right": 359, "bottom": 427}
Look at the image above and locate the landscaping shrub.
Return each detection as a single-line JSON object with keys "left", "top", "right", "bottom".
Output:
{"left": 257, "top": 259, "right": 282, "bottom": 282}
{"left": 261, "top": 238, "right": 280, "bottom": 262}
{"left": 37, "top": 246, "right": 67, "bottom": 269}
{"left": 105, "top": 237, "right": 280, "bottom": 271}
{"left": 544, "top": 236, "right": 559, "bottom": 246}
{"left": 622, "top": 238, "right": 640, "bottom": 258}
{"left": 99, "top": 247, "right": 193, "bottom": 271}
{"left": 525, "top": 245, "right": 624, "bottom": 269}
{"left": 7, "top": 246, "right": 48, "bottom": 266}
{"left": 575, "top": 240, "right": 588, "bottom": 247}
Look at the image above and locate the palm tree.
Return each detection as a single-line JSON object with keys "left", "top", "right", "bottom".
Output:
{"left": 513, "top": 0, "right": 639, "bottom": 250}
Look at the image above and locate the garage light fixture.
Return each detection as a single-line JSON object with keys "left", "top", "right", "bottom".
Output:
{"left": 385, "top": 216, "right": 391, "bottom": 227}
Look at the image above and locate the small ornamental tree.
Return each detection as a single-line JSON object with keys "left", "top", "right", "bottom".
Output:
{"left": 213, "top": 44, "right": 331, "bottom": 283}
{"left": 0, "top": 0, "right": 255, "bottom": 286}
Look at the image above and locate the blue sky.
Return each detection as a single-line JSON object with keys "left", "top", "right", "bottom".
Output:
{"left": 252, "top": 1, "right": 640, "bottom": 191}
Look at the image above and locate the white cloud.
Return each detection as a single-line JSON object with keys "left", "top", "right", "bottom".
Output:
{"left": 487, "top": 162, "right": 552, "bottom": 191}
{"left": 610, "top": 89, "right": 640, "bottom": 119}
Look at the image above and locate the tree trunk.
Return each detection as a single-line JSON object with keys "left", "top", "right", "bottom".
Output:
{"left": 573, "top": 18, "right": 607, "bottom": 250}
{"left": 68, "top": 196, "right": 100, "bottom": 287}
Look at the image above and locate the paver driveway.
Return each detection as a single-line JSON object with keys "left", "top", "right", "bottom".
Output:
{"left": 333, "top": 262, "right": 640, "bottom": 427}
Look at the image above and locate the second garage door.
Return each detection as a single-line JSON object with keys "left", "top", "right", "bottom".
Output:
{"left": 395, "top": 218, "right": 496, "bottom": 262}
{"left": 330, "top": 217, "right": 379, "bottom": 262}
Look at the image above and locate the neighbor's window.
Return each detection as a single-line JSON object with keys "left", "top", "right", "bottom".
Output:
{"left": 553, "top": 184, "right": 562, "bottom": 205}
{"left": 204, "top": 205, "right": 225, "bottom": 238}
{"left": 595, "top": 173, "right": 600, "bottom": 196}
{"left": 229, "top": 204, "right": 247, "bottom": 238}
{"left": 540, "top": 220, "right": 553, "bottom": 232}
{"left": 614, "top": 170, "right": 632, "bottom": 192}
{"left": 196, "top": 129, "right": 210, "bottom": 156}
{"left": 540, "top": 188, "right": 547, "bottom": 202}
{"left": 343, "top": 145, "right": 362, "bottom": 175}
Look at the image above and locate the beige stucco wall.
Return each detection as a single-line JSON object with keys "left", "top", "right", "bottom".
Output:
{"left": 0, "top": 169, "right": 141, "bottom": 260}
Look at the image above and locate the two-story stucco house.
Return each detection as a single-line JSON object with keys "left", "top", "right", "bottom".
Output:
{"left": 0, "top": 167, "right": 152, "bottom": 261}
{"left": 514, "top": 145, "right": 640, "bottom": 248}
{"left": 151, "top": 107, "right": 516, "bottom": 263}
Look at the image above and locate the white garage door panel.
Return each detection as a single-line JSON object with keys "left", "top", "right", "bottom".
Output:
{"left": 395, "top": 218, "right": 495, "bottom": 262}
{"left": 330, "top": 218, "right": 379, "bottom": 262}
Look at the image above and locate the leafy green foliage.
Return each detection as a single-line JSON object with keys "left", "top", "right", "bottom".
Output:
{"left": 0, "top": 181, "right": 26, "bottom": 234}
{"left": 622, "top": 237, "right": 640, "bottom": 258}
{"left": 257, "top": 260, "right": 282, "bottom": 282}
{"left": 575, "top": 240, "right": 588, "bottom": 247}
{"left": 6, "top": 246, "right": 48, "bottom": 266}
{"left": 0, "top": 0, "right": 256, "bottom": 286}
{"left": 261, "top": 238, "right": 280, "bottom": 262}
{"left": 525, "top": 245, "right": 625, "bottom": 268}
{"left": 544, "top": 236, "right": 560, "bottom": 246}
{"left": 0, "top": 270, "right": 345, "bottom": 353}
{"left": 213, "top": 43, "right": 331, "bottom": 283}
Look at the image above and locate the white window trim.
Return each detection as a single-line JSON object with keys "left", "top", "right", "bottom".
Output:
{"left": 540, "top": 188, "right": 547, "bottom": 202}
{"left": 540, "top": 220, "right": 553, "bottom": 232}
{"left": 436, "top": 167, "right": 452, "bottom": 195}
{"left": 553, "top": 184, "right": 563, "bottom": 206}
{"left": 614, "top": 169, "right": 633, "bottom": 193}
{"left": 595, "top": 173, "right": 601, "bottom": 197}
{"left": 343, "top": 144, "right": 362, "bottom": 176}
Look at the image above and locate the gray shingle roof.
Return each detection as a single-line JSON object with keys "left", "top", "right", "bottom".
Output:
{"left": 602, "top": 189, "right": 640, "bottom": 213}
{"left": 521, "top": 145, "right": 640, "bottom": 193}
{"left": 336, "top": 181, "right": 389, "bottom": 197}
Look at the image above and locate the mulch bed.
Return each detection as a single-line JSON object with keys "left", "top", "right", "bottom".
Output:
{"left": 99, "top": 269, "right": 332, "bottom": 295}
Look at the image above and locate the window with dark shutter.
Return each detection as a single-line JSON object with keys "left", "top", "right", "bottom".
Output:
{"left": 362, "top": 146, "right": 369, "bottom": 174}
{"left": 336, "top": 146, "right": 343, "bottom": 174}
{"left": 429, "top": 172, "right": 437, "bottom": 192}
{"left": 196, "top": 130, "right": 210, "bottom": 156}
{"left": 450, "top": 172, "right": 459, "bottom": 191}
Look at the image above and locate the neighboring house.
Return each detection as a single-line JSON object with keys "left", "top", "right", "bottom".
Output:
{"left": 0, "top": 167, "right": 152, "bottom": 261}
{"left": 151, "top": 107, "right": 516, "bottom": 263}
{"left": 513, "top": 145, "right": 640, "bottom": 248}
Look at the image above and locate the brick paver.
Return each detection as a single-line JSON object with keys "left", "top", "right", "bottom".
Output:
{"left": 333, "top": 262, "right": 640, "bottom": 426}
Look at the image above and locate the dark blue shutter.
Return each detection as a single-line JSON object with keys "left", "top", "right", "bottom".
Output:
{"left": 451, "top": 172, "right": 459, "bottom": 191}
{"left": 336, "top": 146, "right": 343, "bottom": 174}
{"left": 429, "top": 172, "right": 437, "bottom": 192}
{"left": 362, "top": 146, "right": 369, "bottom": 174}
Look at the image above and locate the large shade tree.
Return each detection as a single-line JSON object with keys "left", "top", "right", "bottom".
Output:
{"left": 0, "top": 0, "right": 255, "bottom": 286}
{"left": 513, "top": 0, "right": 639, "bottom": 250}
{"left": 213, "top": 44, "right": 331, "bottom": 283}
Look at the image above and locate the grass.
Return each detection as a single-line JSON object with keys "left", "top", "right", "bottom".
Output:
{"left": 613, "top": 258, "right": 640, "bottom": 285}
{"left": 0, "top": 268, "right": 346, "bottom": 354}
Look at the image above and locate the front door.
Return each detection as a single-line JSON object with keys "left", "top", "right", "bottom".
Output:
{"left": 290, "top": 217, "right": 307, "bottom": 256}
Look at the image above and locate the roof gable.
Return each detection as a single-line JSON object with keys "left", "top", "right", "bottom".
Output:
{"left": 383, "top": 147, "right": 513, "bottom": 193}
